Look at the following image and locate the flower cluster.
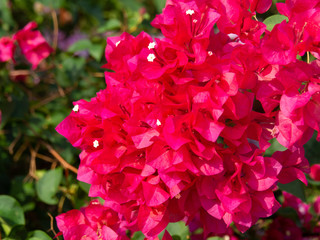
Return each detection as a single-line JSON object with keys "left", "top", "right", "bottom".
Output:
{"left": 56, "top": 0, "right": 320, "bottom": 238}
{"left": 56, "top": 200, "right": 129, "bottom": 240}
{"left": 263, "top": 192, "right": 320, "bottom": 240}
{"left": 0, "top": 21, "right": 53, "bottom": 69}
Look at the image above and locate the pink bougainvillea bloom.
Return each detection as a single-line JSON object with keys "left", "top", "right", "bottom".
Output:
{"left": 310, "top": 164, "right": 320, "bottom": 181}
{"left": 250, "top": 0, "right": 272, "bottom": 14}
{"left": 0, "top": 37, "right": 15, "bottom": 62}
{"left": 56, "top": 0, "right": 320, "bottom": 237}
{"left": 263, "top": 217, "right": 303, "bottom": 240}
{"left": 314, "top": 196, "right": 320, "bottom": 215}
{"left": 282, "top": 192, "right": 313, "bottom": 230}
{"left": 261, "top": 21, "right": 298, "bottom": 65}
{"left": 276, "top": 0, "right": 319, "bottom": 19}
{"left": 273, "top": 147, "right": 309, "bottom": 185}
{"left": 13, "top": 21, "right": 53, "bottom": 69}
{"left": 56, "top": 200, "right": 129, "bottom": 240}
{"left": 152, "top": 0, "right": 220, "bottom": 46}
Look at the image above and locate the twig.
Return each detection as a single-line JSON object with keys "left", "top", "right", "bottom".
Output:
{"left": 51, "top": 161, "right": 58, "bottom": 170}
{"left": 13, "top": 141, "right": 28, "bottom": 162}
{"left": 41, "top": 141, "right": 78, "bottom": 174}
{"left": 58, "top": 195, "right": 66, "bottom": 213}
{"left": 51, "top": 10, "right": 59, "bottom": 51}
{"left": 36, "top": 153, "right": 55, "bottom": 163}
{"left": 8, "top": 132, "right": 22, "bottom": 154}
{"left": 92, "top": 72, "right": 105, "bottom": 78}
{"left": 9, "top": 70, "right": 30, "bottom": 77}
{"left": 47, "top": 212, "right": 59, "bottom": 240}
{"left": 307, "top": 51, "right": 310, "bottom": 63}
{"left": 28, "top": 143, "right": 40, "bottom": 180}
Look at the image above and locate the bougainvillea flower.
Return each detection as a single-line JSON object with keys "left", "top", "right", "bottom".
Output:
{"left": 13, "top": 21, "right": 53, "bottom": 69}
{"left": 0, "top": 37, "right": 15, "bottom": 62}
{"left": 250, "top": 0, "right": 272, "bottom": 14}
{"left": 310, "top": 164, "right": 320, "bottom": 181}
{"left": 273, "top": 147, "right": 309, "bottom": 185}
{"left": 56, "top": 0, "right": 320, "bottom": 238}
{"left": 276, "top": 0, "right": 319, "bottom": 19}
{"left": 152, "top": 0, "right": 220, "bottom": 46}
{"left": 263, "top": 217, "right": 303, "bottom": 240}
{"left": 261, "top": 21, "right": 298, "bottom": 65}
{"left": 282, "top": 191, "right": 313, "bottom": 229}
{"left": 56, "top": 200, "right": 129, "bottom": 240}
{"left": 314, "top": 196, "right": 320, "bottom": 215}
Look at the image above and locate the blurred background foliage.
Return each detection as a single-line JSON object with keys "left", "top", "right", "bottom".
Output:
{"left": 0, "top": 0, "right": 319, "bottom": 239}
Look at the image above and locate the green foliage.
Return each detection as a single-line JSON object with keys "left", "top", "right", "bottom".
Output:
{"left": 264, "top": 138, "right": 287, "bottom": 156}
{"left": 0, "top": 195, "right": 25, "bottom": 235}
{"left": 263, "top": 14, "right": 288, "bottom": 31}
{"left": 27, "top": 230, "right": 52, "bottom": 240}
{"left": 166, "top": 222, "right": 191, "bottom": 239}
{"left": 278, "top": 180, "right": 306, "bottom": 202}
{"left": 36, "top": 168, "right": 63, "bottom": 205}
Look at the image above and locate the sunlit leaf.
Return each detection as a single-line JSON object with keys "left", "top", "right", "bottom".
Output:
{"left": 36, "top": 168, "right": 63, "bottom": 205}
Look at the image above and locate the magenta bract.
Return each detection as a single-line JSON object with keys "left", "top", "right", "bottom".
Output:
{"left": 56, "top": 0, "right": 320, "bottom": 238}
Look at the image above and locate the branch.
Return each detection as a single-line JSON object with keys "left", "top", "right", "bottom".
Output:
{"left": 41, "top": 141, "right": 78, "bottom": 174}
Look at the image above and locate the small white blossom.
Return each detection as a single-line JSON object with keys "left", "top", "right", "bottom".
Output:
{"left": 93, "top": 140, "right": 99, "bottom": 148}
{"left": 186, "top": 9, "right": 195, "bottom": 15}
{"left": 208, "top": 51, "right": 213, "bottom": 56}
{"left": 148, "top": 42, "right": 156, "bottom": 50}
{"left": 73, "top": 104, "right": 79, "bottom": 112}
{"left": 156, "top": 119, "right": 161, "bottom": 126}
{"left": 116, "top": 40, "right": 121, "bottom": 47}
{"left": 147, "top": 53, "right": 156, "bottom": 62}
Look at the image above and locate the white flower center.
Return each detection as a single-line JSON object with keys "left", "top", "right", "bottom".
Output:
{"left": 208, "top": 51, "right": 213, "bottom": 56}
{"left": 73, "top": 104, "right": 79, "bottom": 112}
{"left": 156, "top": 119, "right": 161, "bottom": 126}
{"left": 93, "top": 140, "right": 99, "bottom": 148}
{"left": 115, "top": 40, "right": 121, "bottom": 47}
{"left": 147, "top": 53, "right": 156, "bottom": 62}
{"left": 148, "top": 42, "right": 156, "bottom": 50}
{"left": 186, "top": 9, "right": 195, "bottom": 15}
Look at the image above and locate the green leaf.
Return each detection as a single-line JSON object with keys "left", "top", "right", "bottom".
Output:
{"left": 118, "top": 0, "right": 142, "bottom": 11}
{"left": 278, "top": 180, "right": 306, "bottom": 202}
{"left": 0, "top": 0, "right": 14, "bottom": 30}
{"left": 264, "top": 138, "right": 287, "bottom": 157}
{"left": 0, "top": 195, "right": 25, "bottom": 234}
{"left": 277, "top": 207, "right": 299, "bottom": 222}
{"left": 89, "top": 44, "right": 104, "bottom": 62}
{"left": 8, "top": 225, "right": 27, "bottom": 240}
{"left": 263, "top": 14, "right": 288, "bottom": 31}
{"left": 97, "top": 19, "right": 122, "bottom": 33}
{"left": 68, "top": 39, "right": 92, "bottom": 53}
{"left": 27, "top": 230, "right": 52, "bottom": 240}
{"left": 36, "top": 168, "right": 63, "bottom": 205}
{"left": 79, "top": 181, "right": 90, "bottom": 194}
{"left": 166, "top": 221, "right": 190, "bottom": 239}
{"left": 153, "top": 0, "right": 166, "bottom": 12}
{"left": 38, "top": 0, "right": 65, "bottom": 9}
{"left": 132, "top": 231, "right": 145, "bottom": 240}
{"left": 304, "top": 132, "right": 320, "bottom": 165}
